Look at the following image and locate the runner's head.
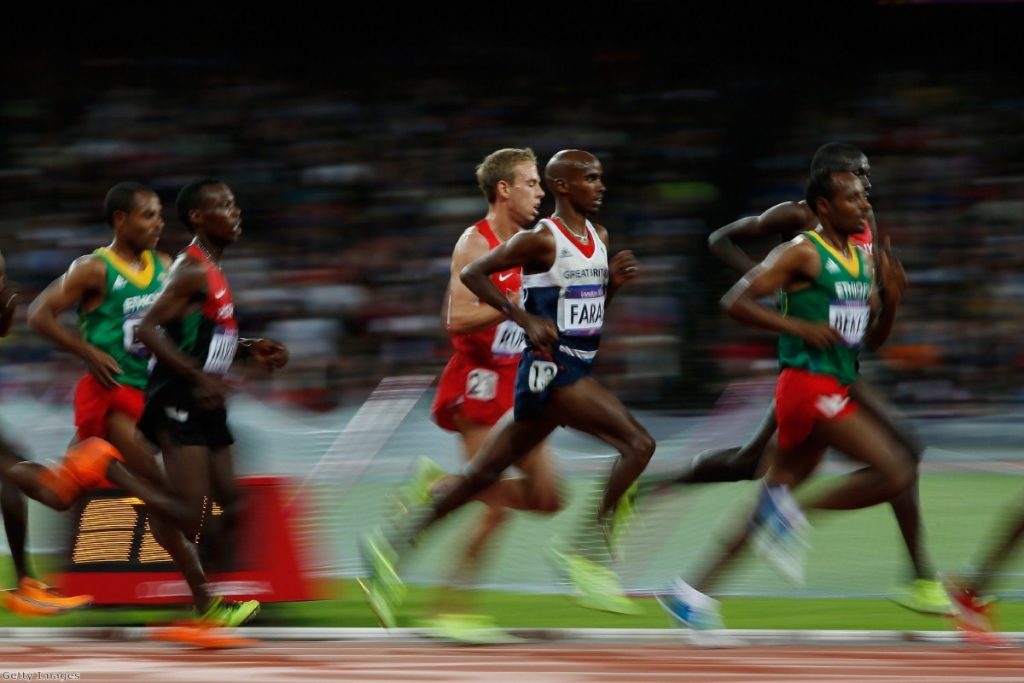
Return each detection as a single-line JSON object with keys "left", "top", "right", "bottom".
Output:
{"left": 805, "top": 169, "right": 871, "bottom": 236}
{"left": 476, "top": 148, "right": 544, "bottom": 225}
{"left": 104, "top": 182, "right": 163, "bottom": 251}
{"left": 811, "top": 142, "right": 871, "bottom": 194}
{"left": 544, "top": 149, "right": 605, "bottom": 217}
{"left": 177, "top": 179, "right": 241, "bottom": 246}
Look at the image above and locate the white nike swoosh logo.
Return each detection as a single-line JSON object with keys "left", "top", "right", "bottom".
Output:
{"left": 215, "top": 288, "right": 227, "bottom": 298}
{"left": 498, "top": 273, "right": 514, "bottom": 282}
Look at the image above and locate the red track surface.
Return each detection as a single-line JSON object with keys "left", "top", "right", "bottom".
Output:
{"left": 2, "top": 640, "right": 1023, "bottom": 682}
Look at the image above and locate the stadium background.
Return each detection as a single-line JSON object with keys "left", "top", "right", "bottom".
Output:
{"left": 1, "top": 5, "right": 1023, "bottom": 603}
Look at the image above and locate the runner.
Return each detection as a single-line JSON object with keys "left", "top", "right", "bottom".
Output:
{"left": 659, "top": 168, "right": 912, "bottom": 629}
{"left": 416, "top": 148, "right": 560, "bottom": 642}
{"left": 648, "top": 143, "right": 949, "bottom": 615}
{"left": 362, "top": 150, "right": 653, "bottom": 624}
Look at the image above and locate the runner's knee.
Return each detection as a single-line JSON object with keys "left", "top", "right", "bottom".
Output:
{"left": 529, "top": 485, "right": 562, "bottom": 514}
{"left": 727, "top": 447, "right": 764, "bottom": 480}
{"left": 881, "top": 453, "right": 915, "bottom": 498}
{"left": 625, "top": 430, "right": 656, "bottom": 468}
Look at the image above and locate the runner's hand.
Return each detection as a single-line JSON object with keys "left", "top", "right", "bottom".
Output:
{"left": 878, "top": 237, "right": 907, "bottom": 304}
{"left": 248, "top": 338, "right": 289, "bottom": 370}
{"left": 794, "top": 321, "right": 843, "bottom": 349}
{"left": 522, "top": 313, "right": 559, "bottom": 355}
{"left": 610, "top": 250, "right": 638, "bottom": 287}
{"left": 83, "top": 347, "right": 123, "bottom": 389}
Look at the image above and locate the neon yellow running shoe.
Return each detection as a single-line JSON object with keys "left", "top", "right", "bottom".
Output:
{"left": 550, "top": 549, "right": 642, "bottom": 615}
{"left": 357, "top": 576, "right": 397, "bottom": 629}
{"left": 891, "top": 578, "right": 956, "bottom": 616}
{"left": 420, "top": 613, "right": 522, "bottom": 645}
{"left": 358, "top": 527, "right": 406, "bottom": 628}
{"left": 390, "top": 457, "right": 447, "bottom": 524}
{"left": 604, "top": 482, "right": 640, "bottom": 560}
{"left": 197, "top": 596, "right": 260, "bottom": 628}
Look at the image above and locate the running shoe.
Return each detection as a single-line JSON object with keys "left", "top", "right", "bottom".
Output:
{"left": 0, "top": 588, "right": 62, "bottom": 617}
{"left": 14, "top": 578, "right": 92, "bottom": 611}
{"left": 751, "top": 483, "right": 810, "bottom": 585}
{"left": 389, "top": 456, "right": 446, "bottom": 524}
{"left": 549, "top": 548, "right": 641, "bottom": 615}
{"left": 420, "top": 612, "right": 522, "bottom": 645}
{"left": 890, "top": 578, "right": 955, "bottom": 616}
{"left": 197, "top": 596, "right": 260, "bottom": 628}
{"left": 359, "top": 527, "right": 406, "bottom": 628}
{"left": 656, "top": 579, "right": 724, "bottom": 631}
{"left": 357, "top": 576, "right": 397, "bottom": 630}
{"left": 603, "top": 482, "right": 639, "bottom": 561}
{"left": 942, "top": 575, "right": 1009, "bottom": 646}
{"left": 149, "top": 621, "right": 256, "bottom": 649}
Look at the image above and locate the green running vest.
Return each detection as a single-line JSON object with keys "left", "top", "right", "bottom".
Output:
{"left": 78, "top": 248, "right": 167, "bottom": 389}
{"left": 778, "top": 231, "right": 873, "bottom": 386}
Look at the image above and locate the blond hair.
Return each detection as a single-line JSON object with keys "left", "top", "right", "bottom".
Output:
{"left": 476, "top": 148, "right": 537, "bottom": 203}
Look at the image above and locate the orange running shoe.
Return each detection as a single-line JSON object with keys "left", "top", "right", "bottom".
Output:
{"left": 62, "top": 437, "right": 124, "bottom": 490}
{"left": 0, "top": 588, "right": 62, "bottom": 617}
{"left": 16, "top": 578, "right": 92, "bottom": 611}
{"left": 149, "top": 620, "right": 256, "bottom": 649}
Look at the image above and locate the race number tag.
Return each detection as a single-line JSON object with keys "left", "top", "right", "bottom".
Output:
{"left": 466, "top": 367, "right": 498, "bottom": 401}
{"left": 559, "top": 285, "right": 604, "bottom": 336}
{"left": 490, "top": 319, "right": 526, "bottom": 357}
{"left": 828, "top": 300, "right": 870, "bottom": 347}
{"left": 204, "top": 325, "right": 239, "bottom": 375}
{"left": 527, "top": 360, "right": 558, "bottom": 393}
{"left": 122, "top": 313, "right": 151, "bottom": 359}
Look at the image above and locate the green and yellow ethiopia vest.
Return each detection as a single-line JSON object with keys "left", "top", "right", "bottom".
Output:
{"left": 778, "top": 231, "right": 872, "bottom": 386}
{"left": 78, "top": 248, "right": 167, "bottom": 389}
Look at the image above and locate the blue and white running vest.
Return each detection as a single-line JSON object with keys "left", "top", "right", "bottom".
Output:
{"left": 521, "top": 217, "right": 609, "bottom": 363}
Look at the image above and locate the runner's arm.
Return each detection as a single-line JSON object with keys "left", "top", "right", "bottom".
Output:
{"left": 462, "top": 227, "right": 558, "bottom": 353}
{"left": 135, "top": 260, "right": 208, "bottom": 382}
{"left": 594, "top": 224, "right": 637, "bottom": 306}
{"left": 709, "top": 201, "right": 813, "bottom": 274}
{"left": 446, "top": 228, "right": 509, "bottom": 334}
{"left": 722, "top": 239, "right": 842, "bottom": 349}
{"left": 864, "top": 240, "right": 907, "bottom": 352}
{"left": 28, "top": 256, "right": 124, "bottom": 387}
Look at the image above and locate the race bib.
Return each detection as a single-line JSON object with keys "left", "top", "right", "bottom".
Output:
{"left": 829, "top": 300, "right": 870, "bottom": 347}
{"left": 491, "top": 319, "right": 526, "bottom": 357}
{"left": 122, "top": 313, "right": 151, "bottom": 359}
{"left": 527, "top": 360, "right": 558, "bottom": 393}
{"left": 204, "top": 325, "right": 239, "bottom": 375}
{"left": 466, "top": 367, "right": 498, "bottom": 401}
{"left": 559, "top": 285, "right": 604, "bottom": 336}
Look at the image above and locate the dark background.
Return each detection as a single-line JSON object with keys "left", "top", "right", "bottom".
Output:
{"left": 2, "top": 3, "right": 1022, "bottom": 410}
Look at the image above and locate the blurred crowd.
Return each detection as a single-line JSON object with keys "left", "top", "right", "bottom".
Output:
{"left": 1, "top": 50, "right": 1021, "bottom": 412}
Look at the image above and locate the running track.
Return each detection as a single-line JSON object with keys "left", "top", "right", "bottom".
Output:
{"left": 2, "top": 636, "right": 1023, "bottom": 682}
